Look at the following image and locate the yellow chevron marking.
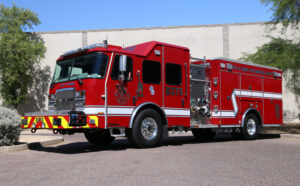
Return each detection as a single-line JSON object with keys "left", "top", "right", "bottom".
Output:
{"left": 21, "top": 115, "right": 99, "bottom": 129}
{"left": 83, "top": 116, "right": 99, "bottom": 128}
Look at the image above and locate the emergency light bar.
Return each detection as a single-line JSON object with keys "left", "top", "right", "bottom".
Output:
{"left": 61, "top": 41, "right": 108, "bottom": 57}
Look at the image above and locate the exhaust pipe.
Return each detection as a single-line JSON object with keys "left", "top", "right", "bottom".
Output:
{"left": 31, "top": 128, "right": 37, "bottom": 133}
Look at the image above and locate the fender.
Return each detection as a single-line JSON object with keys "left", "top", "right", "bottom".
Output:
{"left": 241, "top": 108, "right": 263, "bottom": 127}
{"left": 129, "top": 102, "right": 167, "bottom": 128}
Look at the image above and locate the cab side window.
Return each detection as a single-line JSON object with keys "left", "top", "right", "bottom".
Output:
{"left": 142, "top": 60, "right": 161, "bottom": 84}
{"left": 165, "top": 63, "right": 182, "bottom": 86}
{"left": 111, "top": 55, "right": 133, "bottom": 80}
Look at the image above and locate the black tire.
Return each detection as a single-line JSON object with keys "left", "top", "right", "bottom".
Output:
{"left": 241, "top": 114, "right": 259, "bottom": 140}
{"left": 131, "top": 109, "right": 163, "bottom": 148}
{"left": 231, "top": 131, "right": 242, "bottom": 140}
{"left": 84, "top": 130, "right": 115, "bottom": 146}
{"left": 192, "top": 129, "right": 216, "bottom": 141}
{"left": 125, "top": 129, "right": 135, "bottom": 144}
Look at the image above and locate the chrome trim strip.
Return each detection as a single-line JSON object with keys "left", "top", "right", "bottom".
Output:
{"left": 56, "top": 88, "right": 75, "bottom": 92}
{"left": 220, "top": 125, "right": 241, "bottom": 128}
{"left": 105, "top": 52, "right": 114, "bottom": 129}
{"left": 262, "top": 124, "right": 282, "bottom": 127}
{"left": 24, "top": 111, "right": 69, "bottom": 116}
{"left": 190, "top": 124, "right": 218, "bottom": 128}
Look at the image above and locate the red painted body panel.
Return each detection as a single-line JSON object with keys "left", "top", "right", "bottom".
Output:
{"left": 21, "top": 41, "right": 282, "bottom": 130}
{"left": 205, "top": 59, "right": 283, "bottom": 126}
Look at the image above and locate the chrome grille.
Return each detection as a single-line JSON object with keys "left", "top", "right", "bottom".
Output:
{"left": 56, "top": 88, "right": 75, "bottom": 110}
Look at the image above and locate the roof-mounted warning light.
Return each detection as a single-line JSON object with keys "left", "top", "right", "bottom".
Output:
{"left": 61, "top": 42, "right": 108, "bottom": 57}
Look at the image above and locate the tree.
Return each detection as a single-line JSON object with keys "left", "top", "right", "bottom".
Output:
{"left": 0, "top": 4, "right": 46, "bottom": 109}
{"left": 241, "top": 37, "right": 300, "bottom": 94}
{"left": 241, "top": 1, "right": 300, "bottom": 95}
{"left": 261, "top": 0, "right": 300, "bottom": 30}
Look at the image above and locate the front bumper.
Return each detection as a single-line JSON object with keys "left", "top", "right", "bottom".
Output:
{"left": 21, "top": 111, "right": 100, "bottom": 129}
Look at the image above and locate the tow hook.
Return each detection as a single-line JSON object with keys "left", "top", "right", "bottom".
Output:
{"left": 53, "top": 129, "right": 59, "bottom": 134}
{"left": 31, "top": 128, "right": 37, "bottom": 133}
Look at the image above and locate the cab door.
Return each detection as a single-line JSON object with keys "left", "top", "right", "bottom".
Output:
{"left": 140, "top": 45, "right": 163, "bottom": 107}
{"left": 106, "top": 54, "right": 136, "bottom": 128}
{"left": 163, "top": 46, "right": 190, "bottom": 127}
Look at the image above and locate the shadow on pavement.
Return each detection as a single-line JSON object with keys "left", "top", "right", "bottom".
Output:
{"left": 28, "top": 133, "right": 281, "bottom": 154}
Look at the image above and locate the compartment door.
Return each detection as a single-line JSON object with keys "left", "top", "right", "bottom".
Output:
{"left": 220, "top": 71, "right": 240, "bottom": 125}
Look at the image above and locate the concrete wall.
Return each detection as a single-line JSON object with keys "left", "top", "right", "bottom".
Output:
{"left": 14, "top": 22, "right": 300, "bottom": 122}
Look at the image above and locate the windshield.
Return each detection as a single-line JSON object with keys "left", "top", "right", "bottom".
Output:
{"left": 52, "top": 53, "right": 109, "bottom": 84}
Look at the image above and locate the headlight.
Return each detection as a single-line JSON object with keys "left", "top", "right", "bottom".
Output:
{"left": 48, "top": 94, "right": 56, "bottom": 111}
{"left": 21, "top": 119, "right": 28, "bottom": 125}
{"left": 75, "top": 91, "right": 85, "bottom": 98}
{"left": 75, "top": 101, "right": 85, "bottom": 107}
{"left": 48, "top": 102, "right": 56, "bottom": 111}
{"left": 48, "top": 94, "right": 56, "bottom": 100}
{"left": 75, "top": 91, "right": 85, "bottom": 108}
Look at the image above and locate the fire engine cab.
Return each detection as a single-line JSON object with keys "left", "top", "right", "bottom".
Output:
{"left": 21, "top": 41, "right": 283, "bottom": 148}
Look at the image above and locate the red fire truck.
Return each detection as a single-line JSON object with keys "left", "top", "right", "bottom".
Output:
{"left": 21, "top": 41, "right": 283, "bottom": 148}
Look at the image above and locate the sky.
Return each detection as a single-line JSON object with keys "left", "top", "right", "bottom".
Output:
{"left": 0, "top": 0, "right": 273, "bottom": 32}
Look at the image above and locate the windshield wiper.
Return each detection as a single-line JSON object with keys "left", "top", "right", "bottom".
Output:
{"left": 72, "top": 74, "right": 84, "bottom": 85}
{"left": 50, "top": 76, "right": 64, "bottom": 88}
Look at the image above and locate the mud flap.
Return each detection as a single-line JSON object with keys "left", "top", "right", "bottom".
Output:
{"left": 161, "top": 124, "right": 169, "bottom": 144}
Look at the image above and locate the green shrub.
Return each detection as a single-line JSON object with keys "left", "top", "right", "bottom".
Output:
{"left": 0, "top": 106, "right": 21, "bottom": 146}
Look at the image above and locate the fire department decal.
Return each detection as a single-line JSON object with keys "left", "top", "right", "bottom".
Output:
{"left": 114, "top": 84, "right": 130, "bottom": 105}
{"left": 149, "top": 86, "right": 155, "bottom": 95}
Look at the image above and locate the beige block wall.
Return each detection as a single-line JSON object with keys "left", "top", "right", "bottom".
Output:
{"left": 9, "top": 22, "right": 300, "bottom": 122}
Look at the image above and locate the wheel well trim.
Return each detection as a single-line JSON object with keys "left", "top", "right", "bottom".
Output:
{"left": 129, "top": 102, "right": 167, "bottom": 128}
{"left": 241, "top": 108, "right": 263, "bottom": 127}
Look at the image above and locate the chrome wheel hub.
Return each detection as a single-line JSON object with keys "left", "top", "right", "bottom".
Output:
{"left": 246, "top": 119, "right": 256, "bottom": 136}
{"left": 141, "top": 117, "right": 158, "bottom": 140}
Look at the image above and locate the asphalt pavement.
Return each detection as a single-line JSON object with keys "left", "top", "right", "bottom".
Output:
{"left": 0, "top": 132, "right": 299, "bottom": 186}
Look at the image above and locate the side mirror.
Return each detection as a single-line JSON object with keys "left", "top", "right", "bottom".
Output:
{"left": 119, "top": 55, "right": 127, "bottom": 73}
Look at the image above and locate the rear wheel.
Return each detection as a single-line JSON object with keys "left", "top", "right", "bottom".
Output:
{"left": 130, "top": 109, "right": 163, "bottom": 148}
{"left": 192, "top": 129, "right": 216, "bottom": 140}
{"left": 241, "top": 114, "right": 259, "bottom": 140}
{"left": 84, "top": 130, "right": 115, "bottom": 146}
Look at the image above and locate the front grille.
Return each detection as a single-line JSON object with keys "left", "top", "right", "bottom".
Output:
{"left": 56, "top": 88, "right": 75, "bottom": 110}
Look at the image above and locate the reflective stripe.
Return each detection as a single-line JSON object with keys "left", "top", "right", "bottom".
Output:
{"left": 108, "top": 108, "right": 134, "bottom": 115}
{"left": 262, "top": 124, "right": 282, "bottom": 127}
{"left": 82, "top": 108, "right": 105, "bottom": 114}
{"left": 164, "top": 109, "right": 190, "bottom": 116}
{"left": 220, "top": 111, "right": 235, "bottom": 117}
{"left": 83, "top": 106, "right": 190, "bottom": 117}
{"left": 212, "top": 111, "right": 235, "bottom": 117}
{"left": 252, "top": 92, "right": 263, "bottom": 97}
{"left": 241, "top": 90, "right": 251, "bottom": 96}
{"left": 212, "top": 89, "right": 282, "bottom": 118}
{"left": 82, "top": 107, "right": 134, "bottom": 115}
{"left": 263, "top": 93, "right": 282, "bottom": 99}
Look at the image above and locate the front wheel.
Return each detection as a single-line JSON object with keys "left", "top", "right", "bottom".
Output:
{"left": 130, "top": 109, "right": 163, "bottom": 148}
{"left": 241, "top": 114, "right": 259, "bottom": 140}
{"left": 84, "top": 130, "right": 115, "bottom": 146}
